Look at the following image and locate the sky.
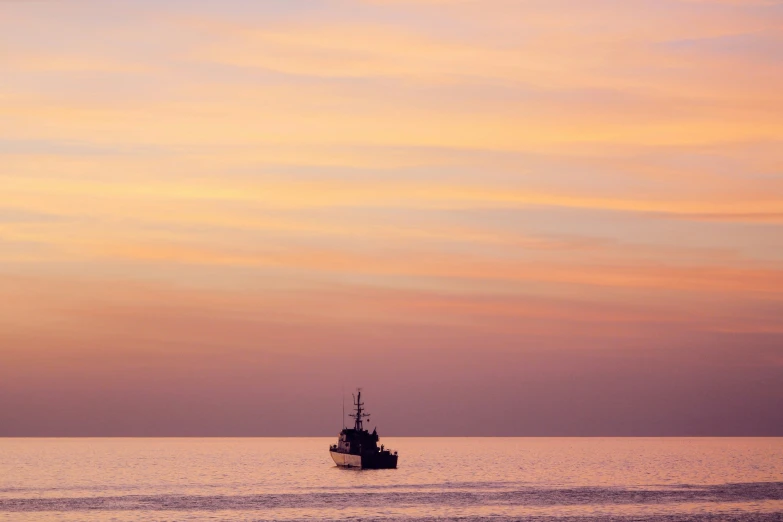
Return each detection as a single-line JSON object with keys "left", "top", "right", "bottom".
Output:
{"left": 0, "top": 0, "right": 782, "bottom": 436}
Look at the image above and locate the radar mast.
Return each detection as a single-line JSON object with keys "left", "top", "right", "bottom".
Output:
{"left": 349, "top": 388, "right": 371, "bottom": 431}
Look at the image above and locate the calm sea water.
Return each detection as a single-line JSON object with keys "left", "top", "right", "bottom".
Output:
{"left": 1, "top": 438, "right": 781, "bottom": 521}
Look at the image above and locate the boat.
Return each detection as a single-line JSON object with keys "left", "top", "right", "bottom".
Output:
{"left": 329, "top": 389, "right": 398, "bottom": 469}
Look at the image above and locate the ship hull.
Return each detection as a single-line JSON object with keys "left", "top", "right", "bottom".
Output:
{"left": 330, "top": 451, "right": 362, "bottom": 468}
{"left": 330, "top": 451, "right": 397, "bottom": 469}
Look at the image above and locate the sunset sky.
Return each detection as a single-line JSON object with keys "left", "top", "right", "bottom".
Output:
{"left": 1, "top": 0, "right": 782, "bottom": 436}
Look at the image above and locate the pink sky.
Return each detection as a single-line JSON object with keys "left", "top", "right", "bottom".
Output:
{"left": 0, "top": 0, "right": 781, "bottom": 435}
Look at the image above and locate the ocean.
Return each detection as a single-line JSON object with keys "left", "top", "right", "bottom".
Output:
{"left": 1, "top": 438, "right": 781, "bottom": 521}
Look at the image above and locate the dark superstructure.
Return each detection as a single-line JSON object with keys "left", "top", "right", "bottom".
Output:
{"left": 329, "top": 389, "right": 398, "bottom": 469}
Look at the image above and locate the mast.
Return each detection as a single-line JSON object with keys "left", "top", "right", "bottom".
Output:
{"left": 350, "top": 388, "right": 370, "bottom": 431}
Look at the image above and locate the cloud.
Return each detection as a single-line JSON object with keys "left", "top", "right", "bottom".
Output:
{"left": 1, "top": 0, "right": 782, "bottom": 434}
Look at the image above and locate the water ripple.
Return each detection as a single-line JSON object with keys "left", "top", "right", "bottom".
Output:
{"left": 1, "top": 482, "right": 781, "bottom": 512}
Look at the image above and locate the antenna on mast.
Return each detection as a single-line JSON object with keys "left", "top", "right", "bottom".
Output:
{"left": 349, "top": 388, "right": 371, "bottom": 431}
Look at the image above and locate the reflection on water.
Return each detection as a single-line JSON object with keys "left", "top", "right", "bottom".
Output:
{"left": 1, "top": 438, "right": 781, "bottom": 521}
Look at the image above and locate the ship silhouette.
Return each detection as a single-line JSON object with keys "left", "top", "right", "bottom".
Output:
{"left": 329, "top": 389, "right": 398, "bottom": 469}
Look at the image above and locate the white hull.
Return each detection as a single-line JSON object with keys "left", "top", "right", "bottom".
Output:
{"left": 330, "top": 451, "right": 362, "bottom": 468}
